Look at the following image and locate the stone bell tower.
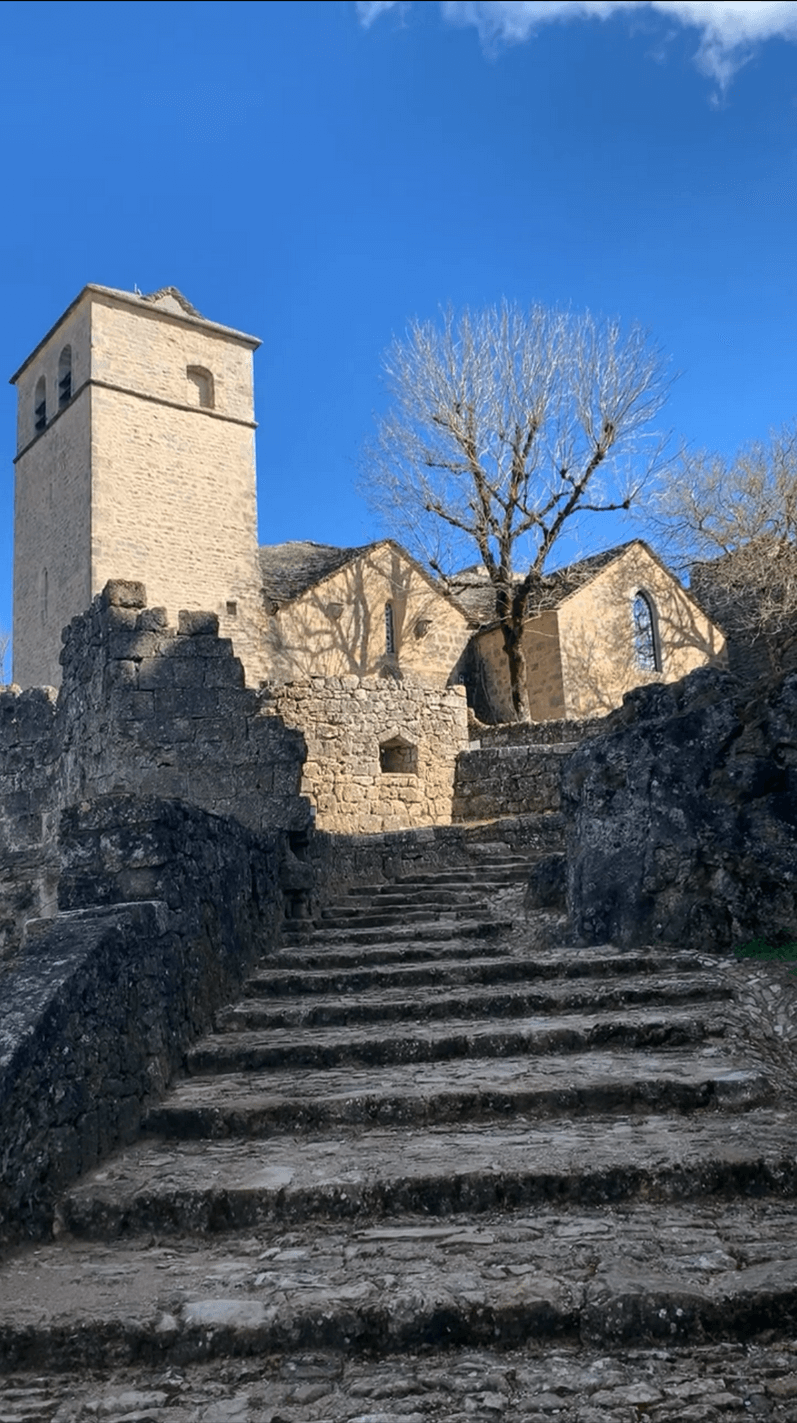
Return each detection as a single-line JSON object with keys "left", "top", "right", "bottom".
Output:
{"left": 11, "top": 284, "right": 264, "bottom": 687}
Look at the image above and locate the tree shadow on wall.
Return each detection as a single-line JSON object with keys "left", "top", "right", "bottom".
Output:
{"left": 557, "top": 567, "right": 728, "bottom": 719}
{"left": 263, "top": 548, "right": 443, "bottom": 681}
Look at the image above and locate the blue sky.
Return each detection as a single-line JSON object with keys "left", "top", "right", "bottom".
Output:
{"left": 2, "top": 0, "right": 796, "bottom": 655}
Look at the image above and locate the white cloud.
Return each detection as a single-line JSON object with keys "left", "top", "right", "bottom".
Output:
{"left": 359, "top": 1, "right": 797, "bottom": 88}
{"left": 356, "top": 1, "right": 401, "bottom": 27}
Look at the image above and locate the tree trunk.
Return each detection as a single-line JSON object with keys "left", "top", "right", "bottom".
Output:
{"left": 500, "top": 616, "right": 530, "bottom": 721}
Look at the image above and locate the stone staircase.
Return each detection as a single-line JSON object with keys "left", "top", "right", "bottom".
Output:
{"left": 2, "top": 848, "right": 797, "bottom": 1420}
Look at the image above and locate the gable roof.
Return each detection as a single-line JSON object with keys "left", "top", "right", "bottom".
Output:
{"left": 450, "top": 541, "right": 668, "bottom": 627}
{"left": 259, "top": 538, "right": 473, "bottom": 620}
{"left": 259, "top": 541, "right": 377, "bottom": 606}
{"left": 139, "top": 286, "right": 202, "bottom": 318}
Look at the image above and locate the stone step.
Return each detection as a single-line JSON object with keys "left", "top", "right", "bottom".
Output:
{"left": 389, "top": 865, "right": 534, "bottom": 887}
{"left": 279, "top": 916, "right": 514, "bottom": 949}
{"left": 321, "top": 886, "right": 505, "bottom": 909}
{"left": 245, "top": 947, "right": 710, "bottom": 997}
{"left": 267, "top": 933, "right": 515, "bottom": 972}
{"left": 142, "top": 1049, "right": 768, "bottom": 1140}
{"left": 3, "top": 1197, "right": 797, "bottom": 1369}
{"left": 187, "top": 1006, "right": 715, "bottom": 1075}
{"left": 63, "top": 1106, "right": 785, "bottom": 1239}
{"left": 9, "top": 1345, "right": 797, "bottom": 1420}
{"left": 216, "top": 971, "right": 732, "bottom": 1033}
{"left": 317, "top": 904, "right": 497, "bottom": 929}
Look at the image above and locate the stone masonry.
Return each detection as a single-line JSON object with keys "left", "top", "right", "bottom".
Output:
{"left": 0, "top": 581, "right": 308, "bottom": 959}
{"left": 265, "top": 674, "right": 470, "bottom": 833}
{"left": 12, "top": 286, "right": 265, "bottom": 688}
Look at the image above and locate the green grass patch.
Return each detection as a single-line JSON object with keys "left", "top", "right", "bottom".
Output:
{"left": 735, "top": 937, "right": 797, "bottom": 964}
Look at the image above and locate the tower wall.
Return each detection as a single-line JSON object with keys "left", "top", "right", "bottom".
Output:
{"left": 11, "top": 286, "right": 264, "bottom": 688}
{"left": 13, "top": 298, "right": 93, "bottom": 689}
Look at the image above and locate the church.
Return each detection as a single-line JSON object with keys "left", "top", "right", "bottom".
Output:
{"left": 11, "top": 284, "right": 725, "bottom": 724}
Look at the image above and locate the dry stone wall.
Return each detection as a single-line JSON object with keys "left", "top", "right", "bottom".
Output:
{"left": 305, "top": 813, "right": 567, "bottom": 914}
{"left": 263, "top": 676, "right": 469, "bottom": 833}
{"left": 0, "top": 687, "right": 59, "bottom": 959}
{"left": 0, "top": 794, "right": 284, "bottom": 1245}
{"left": 452, "top": 744, "right": 571, "bottom": 822}
{"left": 56, "top": 581, "right": 308, "bottom": 834}
{"left": 0, "top": 581, "right": 308, "bottom": 957}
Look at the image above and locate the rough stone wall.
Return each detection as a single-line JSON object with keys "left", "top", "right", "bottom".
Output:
{"left": 264, "top": 676, "right": 469, "bottom": 833}
{"left": 0, "top": 687, "right": 59, "bottom": 959}
{"left": 562, "top": 666, "right": 797, "bottom": 951}
{"left": 473, "top": 714, "right": 610, "bottom": 748}
{"left": 264, "top": 542, "right": 472, "bottom": 688}
{"left": 0, "top": 794, "right": 284, "bottom": 1244}
{"left": 452, "top": 745, "right": 570, "bottom": 822}
{"left": 0, "top": 582, "right": 308, "bottom": 957}
{"left": 56, "top": 581, "right": 308, "bottom": 835}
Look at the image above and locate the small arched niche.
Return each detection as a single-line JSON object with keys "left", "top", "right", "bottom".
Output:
{"left": 187, "top": 365, "right": 215, "bottom": 409}
{"left": 34, "top": 376, "right": 47, "bottom": 433}
{"left": 58, "top": 346, "right": 72, "bottom": 407}
{"left": 379, "top": 735, "right": 418, "bottom": 775}
{"left": 632, "top": 590, "right": 661, "bottom": 672}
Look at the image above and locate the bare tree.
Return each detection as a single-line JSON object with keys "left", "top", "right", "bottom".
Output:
{"left": 658, "top": 425, "right": 797, "bottom": 677}
{"left": 0, "top": 629, "right": 10, "bottom": 685}
{"left": 363, "top": 302, "right": 671, "bottom": 718}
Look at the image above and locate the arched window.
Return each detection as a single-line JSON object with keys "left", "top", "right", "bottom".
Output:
{"left": 34, "top": 376, "right": 46, "bottom": 433}
{"left": 58, "top": 346, "right": 72, "bottom": 407}
{"left": 632, "top": 591, "right": 661, "bottom": 672}
{"left": 187, "top": 365, "right": 214, "bottom": 409}
{"left": 384, "top": 600, "right": 395, "bottom": 655}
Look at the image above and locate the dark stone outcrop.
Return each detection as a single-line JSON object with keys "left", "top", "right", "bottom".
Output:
{"left": 563, "top": 666, "right": 797, "bottom": 950}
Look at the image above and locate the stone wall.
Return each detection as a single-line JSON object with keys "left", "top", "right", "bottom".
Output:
{"left": 0, "top": 687, "right": 59, "bottom": 960}
{"left": 0, "top": 795, "right": 284, "bottom": 1245}
{"left": 562, "top": 666, "right": 797, "bottom": 951}
{"left": 264, "top": 541, "right": 472, "bottom": 688}
{"left": 264, "top": 676, "right": 469, "bottom": 833}
{"left": 452, "top": 744, "right": 570, "bottom": 822}
{"left": 472, "top": 714, "right": 610, "bottom": 748}
{"left": 305, "top": 813, "right": 567, "bottom": 912}
{"left": 0, "top": 581, "right": 308, "bottom": 958}
{"left": 56, "top": 581, "right": 307, "bottom": 834}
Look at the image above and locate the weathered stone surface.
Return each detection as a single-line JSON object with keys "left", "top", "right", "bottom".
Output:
{"left": 0, "top": 795, "right": 284, "bottom": 1245}
{"left": 452, "top": 744, "right": 568, "bottom": 821}
{"left": 264, "top": 676, "right": 469, "bottom": 834}
{"left": 563, "top": 666, "right": 797, "bottom": 950}
{"left": 0, "top": 585, "right": 310, "bottom": 957}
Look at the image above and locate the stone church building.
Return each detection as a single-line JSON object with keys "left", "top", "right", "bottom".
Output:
{"left": 10, "top": 284, "right": 726, "bottom": 830}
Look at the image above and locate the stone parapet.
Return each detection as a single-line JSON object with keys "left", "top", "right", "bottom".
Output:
{"left": 0, "top": 794, "right": 284, "bottom": 1245}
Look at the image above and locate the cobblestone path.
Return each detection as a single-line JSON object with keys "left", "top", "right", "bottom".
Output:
{"left": 1, "top": 840, "right": 797, "bottom": 1421}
